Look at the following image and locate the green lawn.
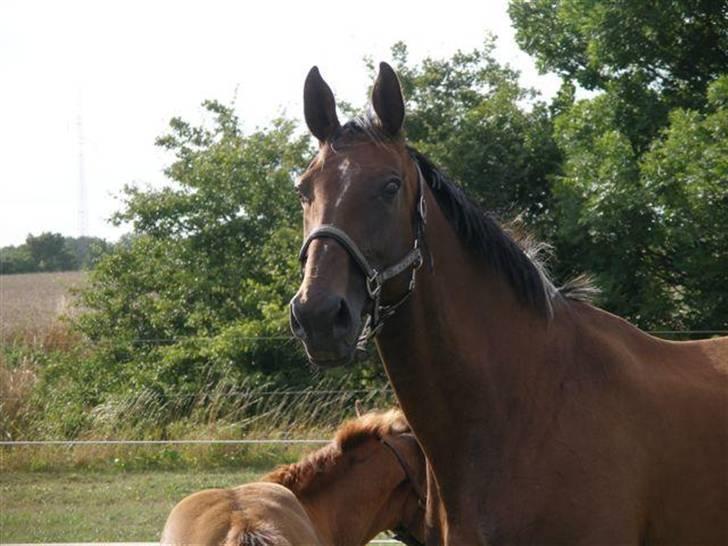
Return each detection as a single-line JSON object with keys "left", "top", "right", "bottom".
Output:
{"left": 0, "top": 469, "right": 401, "bottom": 544}
{"left": 0, "top": 469, "right": 258, "bottom": 543}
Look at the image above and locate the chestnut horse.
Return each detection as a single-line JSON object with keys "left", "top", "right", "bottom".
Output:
{"left": 160, "top": 408, "right": 425, "bottom": 546}
{"left": 289, "top": 63, "right": 728, "bottom": 544}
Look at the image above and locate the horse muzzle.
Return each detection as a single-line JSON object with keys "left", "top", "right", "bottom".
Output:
{"left": 289, "top": 292, "right": 362, "bottom": 367}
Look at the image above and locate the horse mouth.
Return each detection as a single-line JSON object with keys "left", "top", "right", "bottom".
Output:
{"left": 308, "top": 354, "right": 355, "bottom": 368}
{"left": 303, "top": 319, "right": 367, "bottom": 369}
{"left": 305, "top": 346, "right": 357, "bottom": 368}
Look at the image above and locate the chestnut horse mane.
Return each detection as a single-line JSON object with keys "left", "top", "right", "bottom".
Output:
{"left": 330, "top": 113, "right": 598, "bottom": 318}
{"left": 262, "top": 408, "right": 409, "bottom": 497}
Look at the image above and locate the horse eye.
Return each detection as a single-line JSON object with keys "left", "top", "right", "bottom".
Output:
{"left": 382, "top": 178, "right": 401, "bottom": 196}
{"left": 295, "top": 186, "right": 310, "bottom": 204}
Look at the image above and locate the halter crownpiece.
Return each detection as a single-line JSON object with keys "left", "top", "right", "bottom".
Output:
{"left": 297, "top": 164, "right": 428, "bottom": 347}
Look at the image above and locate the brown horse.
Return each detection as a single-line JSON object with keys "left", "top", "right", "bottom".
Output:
{"left": 160, "top": 408, "right": 425, "bottom": 546}
{"left": 289, "top": 63, "right": 728, "bottom": 544}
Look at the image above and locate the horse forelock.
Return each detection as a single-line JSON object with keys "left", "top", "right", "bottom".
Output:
{"left": 335, "top": 407, "right": 410, "bottom": 451}
{"left": 331, "top": 111, "right": 400, "bottom": 148}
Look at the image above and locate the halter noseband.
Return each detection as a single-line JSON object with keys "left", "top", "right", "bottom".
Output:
{"left": 298, "top": 165, "right": 427, "bottom": 347}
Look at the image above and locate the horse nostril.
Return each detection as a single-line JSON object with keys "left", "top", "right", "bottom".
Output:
{"left": 289, "top": 293, "right": 353, "bottom": 344}
{"left": 333, "top": 297, "right": 352, "bottom": 337}
{"left": 289, "top": 299, "right": 306, "bottom": 339}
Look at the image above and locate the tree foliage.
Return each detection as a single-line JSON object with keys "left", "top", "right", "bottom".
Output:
{"left": 510, "top": 0, "right": 727, "bottom": 106}
{"left": 0, "top": 233, "right": 110, "bottom": 274}
{"left": 510, "top": 0, "right": 728, "bottom": 329}
{"left": 510, "top": 0, "right": 728, "bottom": 149}
{"left": 76, "top": 101, "right": 316, "bottom": 396}
{"left": 385, "top": 38, "right": 561, "bottom": 222}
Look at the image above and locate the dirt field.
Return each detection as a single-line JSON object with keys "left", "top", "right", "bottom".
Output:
{"left": 0, "top": 271, "right": 86, "bottom": 339}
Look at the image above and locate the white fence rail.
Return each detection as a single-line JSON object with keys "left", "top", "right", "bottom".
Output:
{"left": 0, "top": 438, "right": 329, "bottom": 446}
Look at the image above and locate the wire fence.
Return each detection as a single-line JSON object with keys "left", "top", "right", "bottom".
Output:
{"left": 0, "top": 388, "right": 393, "bottom": 401}
{"left": 107, "top": 330, "right": 728, "bottom": 345}
{"left": 3, "top": 330, "right": 719, "bottom": 346}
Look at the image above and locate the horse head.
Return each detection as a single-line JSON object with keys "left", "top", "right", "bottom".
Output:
{"left": 290, "top": 63, "right": 424, "bottom": 367}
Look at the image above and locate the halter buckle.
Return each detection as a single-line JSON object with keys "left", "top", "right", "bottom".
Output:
{"left": 366, "top": 272, "right": 382, "bottom": 298}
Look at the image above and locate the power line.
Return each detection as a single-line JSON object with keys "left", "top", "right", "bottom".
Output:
{"left": 77, "top": 97, "right": 89, "bottom": 238}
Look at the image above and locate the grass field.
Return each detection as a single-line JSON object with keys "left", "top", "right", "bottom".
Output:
{"left": 0, "top": 467, "right": 402, "bottom": 544}
{"left": 0, "top": 468, "right": 260, "bottom": 542}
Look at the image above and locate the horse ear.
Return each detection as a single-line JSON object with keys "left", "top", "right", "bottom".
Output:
{"left": 304, "top": 66, "right": 340, "bottom": 144}
{"left": 355, "top": 399, "right": 363, "bottom": 417}
{"left": 371, "top": 62, "right": 405, "bottom": 137}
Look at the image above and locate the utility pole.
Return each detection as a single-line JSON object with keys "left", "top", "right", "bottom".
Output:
{"left": 77, "top": 99, "right": 89, "bottom": 239}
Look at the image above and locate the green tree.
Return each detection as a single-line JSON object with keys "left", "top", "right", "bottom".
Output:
{"left": 509, "top": 0, "right": 727, "bottom": 107}
{"left": 382, "top": 39, "right": 561, "bottom": 223}
{"left": 76, "top": 101, "right": 314, "bottom": 396}
{"left": 26, "top": 232, "right": 77, "bottom": 272}
{"left": 552, "top": 76, "right": 728, "bottom": 329}
{"left": 638, "top": 77, "right": 728, "bottom": 328}
{"left": 0, "top": 245, "right": 34, "bottom": 274}
{"left": 510, "top": 0, "right": 728, "bottom": 149}
{"left": 510, "top": 0, "right": 727, "bottom": 330}
{"left": 0, "top": 235, "right": 111, "bottom": 275}
{"left": 66, "top": 236, "right": 111, "bottom": 269}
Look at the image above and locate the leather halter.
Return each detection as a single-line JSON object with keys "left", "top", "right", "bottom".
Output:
{"left": 298, "top": 165, "right": 427, "bottom": 347}
{"left": 381, "top": 433, "right": 426, "bottom": 546}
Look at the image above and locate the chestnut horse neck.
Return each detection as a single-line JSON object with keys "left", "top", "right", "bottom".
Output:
{"left": 374, "top": 149, "right": 582, "bottom": 449}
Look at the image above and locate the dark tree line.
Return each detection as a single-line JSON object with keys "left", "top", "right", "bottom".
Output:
{"left": 0, "top": 233, "right": 112, "bottom": 274}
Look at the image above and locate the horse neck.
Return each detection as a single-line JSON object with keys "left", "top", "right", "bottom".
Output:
{"left": 375, "top": 191, "right": 567, "bottom": 456}
{"left": 296, "top": 464, "right": 405, "bottom": 546}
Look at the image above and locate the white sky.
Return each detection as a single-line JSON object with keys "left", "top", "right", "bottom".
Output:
{"left": 0, "top": 0, "right": 560, "bottom": 247}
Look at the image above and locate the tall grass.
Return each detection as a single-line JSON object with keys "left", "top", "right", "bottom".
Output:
{"left": 89, "top": 374, "right": 394, "bottom": 439}
{"left": 0, "top": 271, "right": 395, "bottom": 471}
{"left": 1, "top": 375, "right": 395, "bottom": 472}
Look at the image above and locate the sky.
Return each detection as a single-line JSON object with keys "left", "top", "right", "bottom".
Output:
{"left": 0, "top": 0, "right": 560, "bottom": 247}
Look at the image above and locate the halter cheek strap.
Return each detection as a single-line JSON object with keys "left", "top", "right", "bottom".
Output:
{"left": 381, "top": 433, "right": 426, "bottom": 546}
{"left": 297, "top": 165, "right": 427, "bottom": 346}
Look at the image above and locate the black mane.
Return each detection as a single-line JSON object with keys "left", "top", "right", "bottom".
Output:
{"left": 411, "top": 149, "right": 560, "bottom": 317}
{"left": 335, "top": 113, "right": 596, "bottom": 317}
